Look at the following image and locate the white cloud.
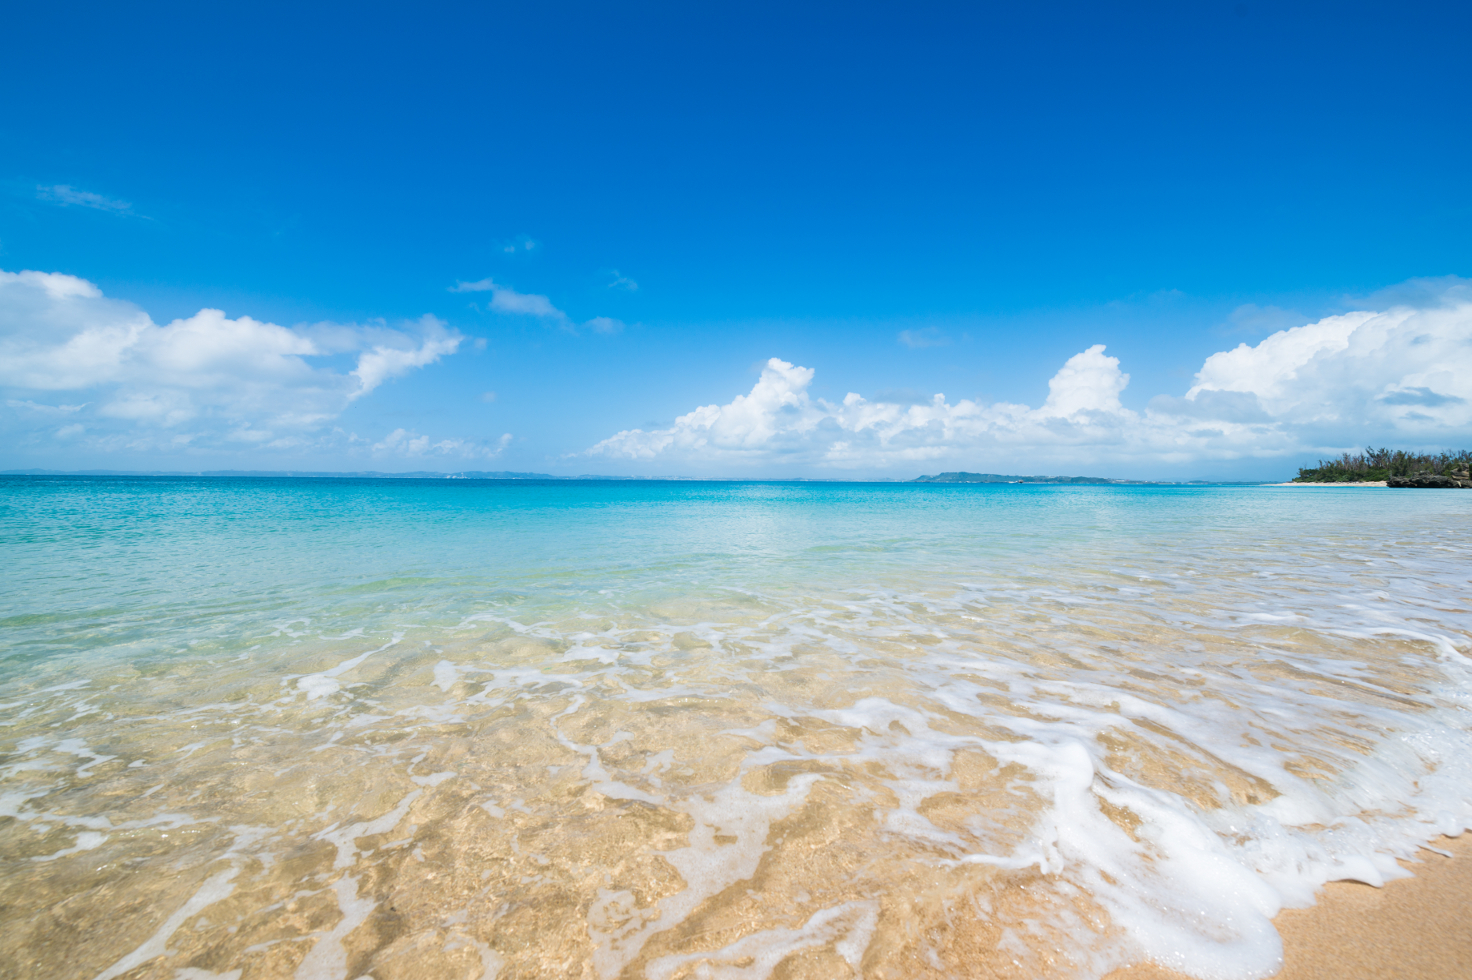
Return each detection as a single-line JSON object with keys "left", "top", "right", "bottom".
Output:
{"left": 6, "top": 399, "right": 86, "bottom": 415}
{"left": 451, "top": 277, "right": 624, "bottom": 335}
{"left": 372, "top": 428, "right": 512, "bottom": 458}
{"left": 1035, "top": 345, "right": 1129, "bottom": 418}
{"left": 897, "top": 327, "right": 949, "bottom": 349}
{"left": 37, "top": 185, "right": 135, "bottom": 215}
{"left": 0, "top": 268, "right": 463, "bottom": 456}
{"left": 606, "top": 270, "right": 638, "bottom": 291}
{"left": 587, "top": 359, "right": 826, "bottom": 463}
{"left": 1183, "top": 303, "right": 1472, "bottom": 435}
{"left": 587, "top": 284, "right": 1472, "bottom": 472}
{"left": 351, "top": 315, "right": 461, "bottom": 398}
{"left": 584, "top": 316, "right": 623, "bottom": 335}
{"left": 451, "top": 278, "right": 548, "bottom": 312}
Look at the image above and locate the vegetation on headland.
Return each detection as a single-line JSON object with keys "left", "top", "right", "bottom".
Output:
{"left": 1294, "top": 448, "right": 1472, "bottom": 483}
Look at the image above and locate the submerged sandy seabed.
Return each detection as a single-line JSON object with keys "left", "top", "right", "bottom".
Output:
{"left": 4, "top": 562, "right": 1470, "bottom": 980}
{"left": 3, "top": 485, "right": 1470, "bottom": 980}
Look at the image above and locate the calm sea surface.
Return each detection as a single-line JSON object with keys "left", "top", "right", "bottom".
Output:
{"left": 2, "top": 477, "right": 1469, "bottom": 980}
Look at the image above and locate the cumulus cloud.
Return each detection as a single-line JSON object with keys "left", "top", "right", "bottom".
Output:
{"left": 0, "top": 268, "right": 463, "bottom": 457}
{"left": 1186, "top": 305, "right": 1470, "bottom": 426}
{"left": 1035, "top": 345, "right": 1129, "bottom": 418}
{"left": 589, "top": 359, "right": 823, "bottom": 462}
{"left": 587, "top": 284, "right": 1472, "bottom": 471}
{"left": 36, "top": 184, "right": 137, "bottom": 215}
{"left": 451, "top": 277, "right": 624, "bottom": 334}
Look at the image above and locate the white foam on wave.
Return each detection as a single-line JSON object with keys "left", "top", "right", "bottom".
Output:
{"left": 555, "top": 550, "right": 1472, "bottom": 978}
{"left": 868, "top": 600, "right": 1469, "bottom": 977}
{"left": 295, "top": 633, "right": 404, "bottom": 700}
{"left": 91, "top": 869, "right": 240, "bottom": 980}
{"left": 316, "top": 786, "right": 423, "bottom": 869}
{"left": 551, "top": 682, "right": 828, "bottom": 979}
{"left": 586, "top": 772, "right": 824, "bottom": 979}
{"left": 644, "top": 900, "right": 879, "bottom": 980}
{"left": 514, "top": 543, "right": 1472, "bottom": 978}
{"left": 292, "top": 875, "right": 378, "bottom": 980}
{"left": 432, "top": 659, "right": 460, "bottom": 691}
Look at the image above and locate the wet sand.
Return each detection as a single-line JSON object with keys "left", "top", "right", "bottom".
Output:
{"left": 1107, "top": 833, "right": 1472, "bottom": 980}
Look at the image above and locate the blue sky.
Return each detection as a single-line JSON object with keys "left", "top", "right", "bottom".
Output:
{"left": 2, "top": 1, "right": 1469, "bottom": 479}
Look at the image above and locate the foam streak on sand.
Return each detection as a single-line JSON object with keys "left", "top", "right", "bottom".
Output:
{"left": 91, "top": 870, "right": 239, "bottom": 980}
{"left": 1, "top": 478, "right": 1470, "bottom": 980}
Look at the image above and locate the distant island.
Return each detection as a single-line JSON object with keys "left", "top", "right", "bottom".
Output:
{"left": 1294, "top": 448, "right": 1471, "bottom": 487}
{"left": 0, "top": 470, "right": 753, "bottom": 481}
{"left": 911, "top": 472, "right": 1149, "bottom": 484}
{"left": 1, "top": 468, "right": 562, "bottom": 479}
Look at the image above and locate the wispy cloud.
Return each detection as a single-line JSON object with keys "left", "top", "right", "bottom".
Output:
{"left": 453, "top": 278, "right": 562, "bottom": 316}
{"left": 606, "top": 270, "right": 638, "bottom": 291}
{"left": 586, "top": 282, "right": 1472, "bottom": 472}
{"left": 6, "top": 399, "right": 86, "bottom": 415}
{"left": 1219, "top": 303, "right": 1304, "bottom": 336}
{"left": 350, "top": 315, "right": 461, "bottom": 399}
{"left": 898, "top": 327, "right": 949, "bottom": 349}
{"left": 450, "top": 278, "right": 499, "bottom": 293}
{"left": 36, "top": 185, "right": 136, "bottom": 215}
{"left": 501, "top": 235, "right": 539, "bottom": 254}
{"left": 372, "top": 428, "right": 511, "bottom": 458}
{"left": 584, "top": 316, "right": 623, "bottom": 335}
{"left": 450, "top": 277, "right": 623, "bottom": 335}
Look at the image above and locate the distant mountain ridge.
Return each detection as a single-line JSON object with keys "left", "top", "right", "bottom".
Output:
{"left": 911, "top": 472, "right": 1148, "bottom": 484}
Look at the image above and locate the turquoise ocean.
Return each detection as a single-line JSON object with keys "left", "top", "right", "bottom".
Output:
{"left": 2, "top": 477, "right": 1470, "bottom": 980}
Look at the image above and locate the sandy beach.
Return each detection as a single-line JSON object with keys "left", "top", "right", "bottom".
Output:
{"left": 1265, "top": 481, "right": 1389, "bottom": 487}
{"left": 1107, "top": 833, "right": 1472, "bottom": 980}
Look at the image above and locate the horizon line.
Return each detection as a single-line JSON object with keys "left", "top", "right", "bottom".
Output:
{"left": 0, "top": 468, "right": 1263, "bottom": 485}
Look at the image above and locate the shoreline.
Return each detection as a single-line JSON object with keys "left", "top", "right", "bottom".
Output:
{"left": 1106, "top": 833, "right": 1472, "bottom": 980}
{"left": 1265, "top": 480, "right": 1388, "bottom": 486}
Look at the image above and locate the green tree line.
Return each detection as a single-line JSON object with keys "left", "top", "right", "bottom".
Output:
{"left": 1295, "top": 447, "right": 1472, "bottom": 482}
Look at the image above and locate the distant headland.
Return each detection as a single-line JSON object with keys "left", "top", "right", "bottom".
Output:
{"left": 1293, "top": 448, "right": 1471, "bottom": 487}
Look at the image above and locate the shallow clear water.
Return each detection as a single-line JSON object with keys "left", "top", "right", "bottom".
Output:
{"left": 1, "top": 477, "right": 1469, "bottom": 980}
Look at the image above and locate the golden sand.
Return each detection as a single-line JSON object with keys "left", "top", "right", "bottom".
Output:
{"left": 1108, "top": 834, "right": 1472, "bottom": 980}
